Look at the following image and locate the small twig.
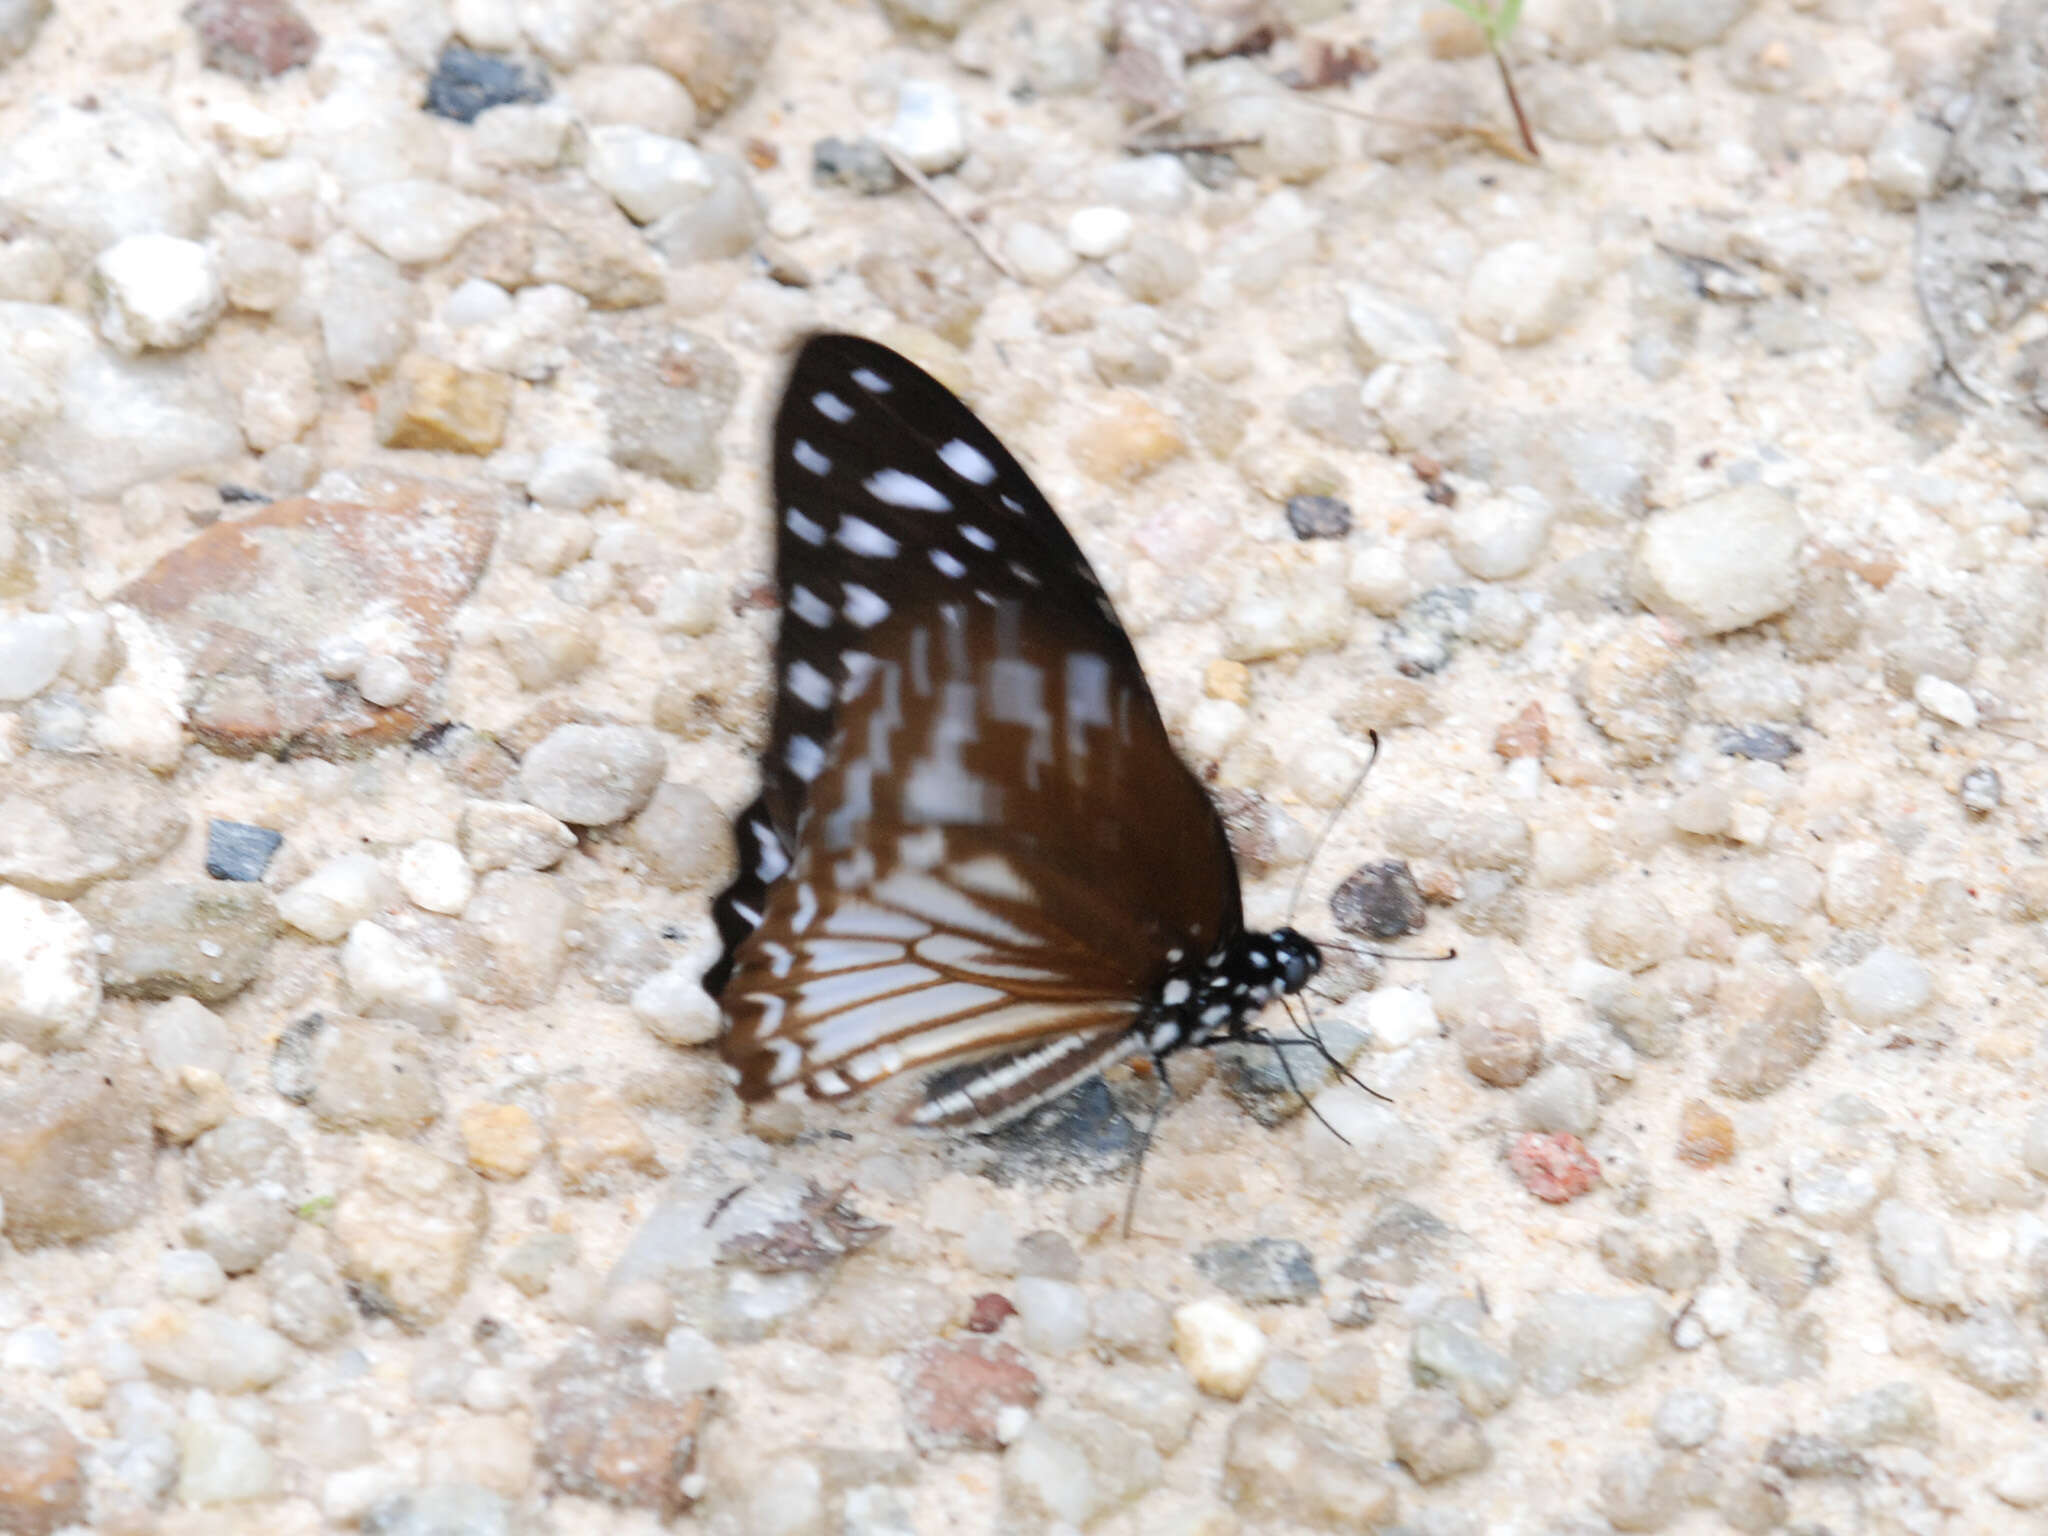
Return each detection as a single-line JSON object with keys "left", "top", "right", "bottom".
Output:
{"left": 1490, "top": 47, "right": 1539, "bottom": 161}
{"left": 875, "top": 142, "right": 1017, "bottom": 283}
{"left": 1122, "top": 89, "right": 1535, "bottom": 165}
{"left": 1125, "top": 134, "right": 1265, "bottom": 156}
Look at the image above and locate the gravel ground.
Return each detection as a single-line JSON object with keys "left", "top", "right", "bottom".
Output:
{"left": 3, "top": 0, "right": 2048, "bottom": 1532}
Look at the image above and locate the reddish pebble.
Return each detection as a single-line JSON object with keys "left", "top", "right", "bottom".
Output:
{"left": 1493, "top": 702, "right": 1550, "bottom": 760}
{"left": 899, "top": 1338, "right": 1040, "bottom": 1452}
{"left": 1676, "top": 1098, "right": 1737, "bottom": 1168}
{"left": 966, "top": 1292, "right": 1017, "bottom": 1333}
{"left": 1509, "top": 1132, "right": 1600, "bottom": 1203}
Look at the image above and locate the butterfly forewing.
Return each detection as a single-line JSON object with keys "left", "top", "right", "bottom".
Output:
{"left": 709, "top": 334, "right": 1245, "bottom": 1120}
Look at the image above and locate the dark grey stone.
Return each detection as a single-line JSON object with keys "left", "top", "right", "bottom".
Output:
{"left": 206, "top": 818, "right": 283, "bottom": 881}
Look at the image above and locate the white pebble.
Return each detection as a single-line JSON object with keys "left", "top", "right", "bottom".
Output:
{"left": 528, "top": 442, "right": 621, "bottom": 510}
{"left": 342, "top": 919, "right": 459, "bottom": 1029}
{"left": 277, "top": 852, "right": 395, "bottom": 942}
{"left": 630, "top": 964, "right": 723, "bottom": 1046}
{"left": 0, "top": 614, "right": 76, "bottom": 702}
{"left": 1002, "top": 221, "right": 1078, "bottom": 287}
{"left": 142, "top": 997, "right": 232, "bottom": 1079}
{"left": 1365, "top": 986, "right": 1438, "bottom": 1051}
{"left": 354, "top": 654, "right": 416, "bottom": 708}
{"left": 1014, "top": 1276, "right": 1090, "bottom": 1354}
{"left": 1632, "top": 485, "right": 1805, "bottom": 635}
{"left": 657, "top": 569, "right": 724, "bottom": 636}
{"left": 443, "top": 278, "right": 515, "bottom": 329}
{"left": 342, "top": 181, "right": 499, "bottom": 265}
{"left": 2, "top": 1325, "right": 64, "bottom": 1373}
{"left": 395, "top": 839, "right": 475, "bottom": 916}
{"left": 92, "top": 234, "right": 225, "bottom": 354}
{"left": 1462, "top": 239, "right": 1593, "bottom": 346}
{"left": 1173, "top": 1297, "right": 1267, "bottom": 1399}
{"left": 1871, "top": 1199, "right": 1963, "bottom": 1311}
{"left": 1992, "top": 1444, "right": 2048, "bottom": 1508}
{"left": 1066, "top": 206, "right": 1134, "bottom": 259}
{"left": 158, "top": 1249, "right": 228, "bottom": 1302}
{"left": 177, "top": 1418, "right": 277, "bottom": 1505}
{"left": 1449, "top": 487, "right": 1555, "bottom": 580}
{"left": 585, "top": 125, "right": 715, "bottom": 225}
{"left": 1913, "top": 674, "right": 1979, "bottom": 730}
{"left": 0, "top": 886, "right": 100, "bottom": 1052}
{"left": 1838, "top": 946, "right": 1932, "bottom": 1027}
{"left": 883, "top": 80, "right": 967, "bottom": 174}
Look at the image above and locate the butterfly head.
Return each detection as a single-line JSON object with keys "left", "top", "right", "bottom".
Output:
{"left": 1267, "top": 926, "right": 1323, "bottom": 994}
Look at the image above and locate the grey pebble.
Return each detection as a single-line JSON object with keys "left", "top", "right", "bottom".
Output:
{"left": 1960, "top": 764, "right": 2001, "bottom": 813}
{"left": 1387, "top": 1388, "right": 1491, "bottom": 1483}
{"left": 1330, "top": 859, "right": 1427, "bottom": 940}
{"left": 812, "top": 136, "right": 902, "bottom": 194}
{"left": 1717, "top": 725, "right": 1800, "bottom": 764}
{"left": 1192, "top": 1237, "right": 1320, "bottom": 1304}
{"left": 424, "top": 43, "right": 550, "bottom": 124}
{"left": 204, "top": 818, "right": 283, "bottom": 881}
{"left": 1285, "top": 492, "right": 1353, "bottom": 540}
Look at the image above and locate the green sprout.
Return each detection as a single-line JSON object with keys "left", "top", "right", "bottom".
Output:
{"left": 296, "top": 1194, "right": 337, "bottom": 1222}
{"left": 1443, "top": 0, "right": 1539, "bottom": 160}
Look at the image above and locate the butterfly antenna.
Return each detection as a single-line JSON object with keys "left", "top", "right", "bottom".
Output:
{"left": 1120, "top": 1061, "right": 1176, "bottom": 1239}
{"left": 1285, "top": 730, "right": 1381, "bottom": 928}
{"left": 1318, "top": 938, "right": 1461, "bottom": 963}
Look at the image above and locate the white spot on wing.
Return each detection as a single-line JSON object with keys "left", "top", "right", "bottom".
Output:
{"left": 752, "top": 822, "right": 789, "bottom": 882}
{"left": 792, "top": 439, "right": 831, "bottom": 475}
{"left": 812, "top": 390, "right": 854, "bottom": 422}
{"left": 866, "top": 469, "right": 952, "bottom": 512}
{"left": 939, "top": 438, "right": 997, "bottom": 484}
{"left": 843, "top": 584, "right": 891, "bottom": 627}
{"left": 785, "top": 507, "right": 826, "bottom": 545}
{"left": 1162, "top": 978, "right": 1190, "bottom": 1006}
{"left": 851, "top": 366, "right": 893, "bottom": 393}
{"left": 789, "top": 585, "right": 833, "bottom": 627}
{"left": 959, "top": 524, "right": 996, "bottom": 551}
{"left": 787, "top": 659, "right": 832, "bottom": 709}
{"left": 836, "top": 516, "right": 900, "bottom": 558}
{"left": 930, "top": 548, "right": 966, "bottom": 578}
{"left": 786, "top": 734, "right": 825, "bottom": 781}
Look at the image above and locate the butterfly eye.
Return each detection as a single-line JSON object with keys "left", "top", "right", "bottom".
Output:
{"left": 1273, "top": 929, "right": 1320, "bottom": 993}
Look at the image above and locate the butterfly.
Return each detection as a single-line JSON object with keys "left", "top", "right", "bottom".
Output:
{"left": 704, "top": 333, "right": 1323, "bottom": 1131}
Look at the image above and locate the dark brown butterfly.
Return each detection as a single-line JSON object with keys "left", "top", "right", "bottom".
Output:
{"left": 705, "top": 334, "right": 1320, "bottom": 1129}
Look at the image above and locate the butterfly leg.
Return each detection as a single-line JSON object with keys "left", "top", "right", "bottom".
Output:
{"left": 1119, "top": 1049, "right": 1181, "bottom": 1239}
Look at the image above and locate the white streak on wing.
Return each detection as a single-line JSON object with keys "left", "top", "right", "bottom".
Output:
{"left": 812, "top": 1068, "right": 852, "bottom": 1096}
{"left": 845, "top": 1042, "right": 907, "bottom": 1081}
{"left": 836, "top": 516, "right": 900, "bottom": 558}
{"left": 866, "top": 469, "right": 952, "bottom": 512}
{"left": 959, "top": 524, "right": 996, "bottom": 550}
{"left": 821, "top": 900, "right": 929, "bottom": 939}
{"left": 843, "top": 583, "right": 891, "bottom": 627}
{"left": 798, "top": 962, "right": 941, "bottom": 1012}
{"left": 763, "top": 941, "right": 794, "bottom": 979}
{"left": 786, "top": 659, "right": 832, "bottom": 709}
{"left": 752, "top": 823, "right": 789, "bottom": 881}
{"left": 897, "top": 827, "right": 947, "bottom": 869}
{"left": 903, "top": 754, "right": 992, "bottom": 825}
{"left": 987, "top": 658, "right": 1044, "bottom": 727}
{"left": 939, "top": 438, "right": 997, "bottom": 483}
{"left": 930, "top": 548, "right": 966, "bottom": 578}
{"left": 792, "top": 439, "right": 831, "bottom": 475}
{"left": 749, "top": 993, "right": 787, "bottom": 1036}
{"left": 851, "top": 367, "right": 892, "bottom": 393}
{"left": 812, "top": 390, "right": 854, "bottom": 422}
{"left": 1065, "top": 651, "right": 1111, "bottom": 760}
{"left": 911, "top": 929, "right": 1064, "bottom": 983}
{"left": 791, "top": 883, "right": 818, "bottom": 933}
{"left": 762, "top": 1034, "right": 803, "bottom": 1083}
{"left": 730, "top": 900, "right": 761, "bottom": 927}
{"left": 785, "top": 508, "right": 826, "bottom": 545}
{"left": 883, "top": 1004, "right": 1134, "bottom": 1069}
{"left": 800, "top": 937, "right": 905, "bottom": 973}
{"left": 809, "top": 981, "right": 1009, "bottom": 1059}
{"left": 873, "top": 869, "right": 1035, "bottom": 945}
{"left": 948, "top": 854, "right": 1035, "bottom": 904}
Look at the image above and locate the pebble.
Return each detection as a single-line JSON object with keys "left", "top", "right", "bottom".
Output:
{"left": 586, "top": 126, "right": 714, "bottom": 226}
{"left": 1786, "top": 1128, "right": 1894, "bottom": 1230}
{"left": 176, "top": 1417, "right": 277, "bottom": 1505}
{"left": 0, "top": 1398, "right": 84, "bottom": 1533}
{"left": 883, "top": 80, "right": 968, "bottom": 174}
{"left": 1872, "top": 1200, "right": 1962, "bottom": 1312}
{"left": 1944, "top": 1306, "right": 2039, "bottom": 1397}
{"left": 642, "top": 0, "right": 776, "bottom": 119}
{"left": 1517, "top": 1063, "right": 1601, "bottom": 1137}
{"left": 811, "top": 136, "right": 902, "bottom": 195}
{"left": 1837, "top": 945, "right": 1932, "bottom": 1027}
{"left": 334, "top": 1134, "right": 490, "bottom": 1325}
{"left": 183, "top": 1179, "right": 295, "bottom": 1273}
{"left": 1330, "top": 859, "right": 1426, "bottom": 939}
{"left": 395, "top": 838, "right": 475, "bottom": 915}
{"left": 1411, "top": 1313, "right": 1520, "bottom": 1416}
{"left": 265, "top": 1251, "right": 354, "bottom": 1347}
{"left": 899, "top": 1337, "right": 1040, "bottom": 1451}
{"left": 1002, "top": 221, "right": 1078, "bottom": 288}
{"left": 92, "top": 233, "right": 224, "bottom": 354}
{"left": 132, "top": 1304, "right": 293, "bottom": 1393}
{"left": 1508, "top": 1131, "right": 1600, "bottom": 1202}
{"left": 1388, "top": 1389, "right": 1492, "bottom": 1483}
{"left": 307, "top": 1015, "right": 442, "bottom": 1133}
{"left": 1990, "top": 1444, "right": 2048, "bottom": 1507}
{"left": 519, "top": 724, "right": 667, "bottom": 826}
{"left": 1912, "top": 673, "right": 1978, "bottom": 729}
{"left": 1578, "top": 619, "right": 1688, "bottom": 764}
{"left": 376, "top": 353, "right": 513, "bottom": 454}
{"left": 1652, "top": 1388, "right": 1723, "bottom": 1450}
{"left": 1463, "top": 239, "right": 1593, "bottom": 346}
{"left": 1827, "top": 1380, "right": 1935, "bottom": 1449}
{"left": 1003, "top": 1409, "right": 1162, "bottom": 1528}
{"left": 1365, "top": 987, "right": 1438, "bottom": 1052}
{"left": 1221, "top": 1404, "right": 1398, "bottom": 1527}
{"left": 536, "top": 1335, "right": 707, "bottom": 1516}
{"left": 459, "top": 800, "right": 576, "bottom": 871}
{"left": 1449, "top": 488, "right": 1555, "bottom": 580}
{"left": 1614, "top": 0, "right": 1751, "bottom": 51}
{"left": 0, "top": 615, "right": 74, "bottom": 704}
{"left": 1066, "top": 205, "right": 1134, "bottom": 259}
{"left": 278, "top": 852, "right": 395, "bottom": 941}
{"left": 1454, "top": 997, "right": 1544, "bottom": 1087}
{"left": 549, "top": 1082, "right": 660, "bottom": 1193}
{"left": 316, "top": 234, "right": 416, "bottom": 385}
{"left": 1632, "top": 485, "right": 1805, "bottom": 635}
{"left": 185, "top": 0, "right": 318, "bottom": 79}
{"left": 0, "top": 96, "right": 221, "bottom": 259}
{"left": 425, "top": 42, "right": 551, "bottom": 122}
{"left": 1069, "top": 395, "right": 1186, "bottom": 485}
{"left": 1511, "top": 1293, "right": 1664, "bottom": 1395}
{"left": 203, "top": 820, "right": 283, "bottom": 882}
{"left": 86, "top": 880, "right": 277, "bottom": 1003}
{"left": 0, "top": 887, "right": 100, "bottom": 1052}
{"left": 1710, "top": 969, "right": 1827, "bottom": 1099}
{"left": 1598, "top": 1215, "right": 1718, "bottom": 1293}
{"left": 576, "top": 320, "right": 739, "bottom": 489}
{"left": 1285, "top": 493, "right": 1352, "bottom": 540}
{"left": 1959, "top": 764, "right": 2002, "bottom": 813}
{"left": 1172, "top": 1298, "right": 1267, "bottom": 1399}
{"left": 1193, "top": 1238, "right": 1320, "bottom": 1305}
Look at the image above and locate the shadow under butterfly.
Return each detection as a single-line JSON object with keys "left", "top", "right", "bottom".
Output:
{"left": 705, "top": 333, "right": 1382, "bottom": 1200}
